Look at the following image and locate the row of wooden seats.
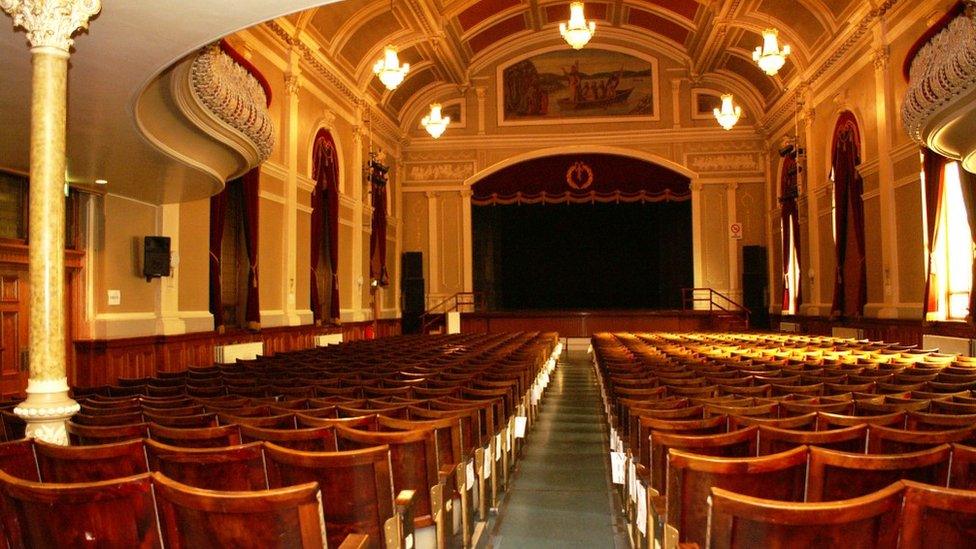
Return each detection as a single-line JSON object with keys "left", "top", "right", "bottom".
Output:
{"left": 0, "top": 468, "right": 370, "bottom": 548}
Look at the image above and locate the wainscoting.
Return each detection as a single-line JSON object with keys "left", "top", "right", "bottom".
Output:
{"left": 460, "top": 310, "right": 715, "bottom": 337}
{"left": 771, "top": 315, "right": 976, "bottom": 348}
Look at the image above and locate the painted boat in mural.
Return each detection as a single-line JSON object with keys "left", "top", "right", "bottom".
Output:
{"left": 557, "top": 87, "right": 633, "bottom": 111}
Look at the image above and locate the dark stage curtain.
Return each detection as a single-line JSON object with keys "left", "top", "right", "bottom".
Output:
{"left": 473, "top": 201, "right": 693, "bottom": 310}
{"left": 922, "top": 149, "right": 949, "bottom": 317}
{"left": 369, "top": 160, "right": 389, "bottom": 286}
{"left": 241, "top": 168, "right": 261, "bottom": 330}
{"left": 208, "top": 187, "right": 228, "bottom": 332}
{"left": 960, "top": 168, "right": 976, "bottom": 322}
{"left": 830, "top": 112, "right": 867, "bottom": 320}
{"left": 311, "top": 130, "right": 340, "bottom": 323}
{"left": 780, "top": 155, "right": 800, "bottom": 312}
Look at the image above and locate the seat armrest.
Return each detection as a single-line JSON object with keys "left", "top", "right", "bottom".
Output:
{"left": 385, "top": 490, "right": 416, "bottom": 549}
{"left": 337, "top": 533, "right": 370, "bottom": 549}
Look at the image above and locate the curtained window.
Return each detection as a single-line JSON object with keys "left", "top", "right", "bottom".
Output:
{"left": 924, "top": 152, "right": 976, "bottom": 321}
{"left": 310, "top": 130, "right": 340, "bottom": 324}
{"left": 209, "top": 169, "right": 261, "bottom": 332}
{"left": 780, "top": 155, "right": 801, "bottom": 314}
{"left": 829, "top": 112, "right": 867, "bottom": 320}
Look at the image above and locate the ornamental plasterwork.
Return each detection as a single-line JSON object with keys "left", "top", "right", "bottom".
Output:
{"left": 902, "top": 8, "right": 976, "bottom": 145}
{"left": 190, "top": 44, "right": 275, "bottom": 161}
{"left": 0, "top": 0, "right": 100, "bottom": 52}
{"left": 404, "top": 150, "right": 477, "bottom": 162}
{"left": 406, "top": 162, "right": 476, "bottom": 182}
{"left": 687, "top": 153, "right": 761, "bottom": 173}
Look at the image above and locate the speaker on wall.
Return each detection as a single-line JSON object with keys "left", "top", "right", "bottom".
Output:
{"left": 402, "top": 278, "right": 426, "bottom": 313}
{"left": 741, "top": 246, "right": 770, "bottom": 328}
{"left": 402, "top": 252, "right": 423, "bottom": 283}
{"left": 143, "top": 236, "right": 171, "bottom": 280}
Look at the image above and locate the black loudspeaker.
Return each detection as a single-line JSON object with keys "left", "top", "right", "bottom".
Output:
{"left": 401, "top": 315, "right": 422, "bottom": 335}
{"left": 143, "top": 236, "right": 171, "bottom": 280}
{"left": 402, "top": 278, "right": 426, "bottom": 313}
{"left": 401, "top": 252, "right": 423, "bottom": 283}
{"left": 742, "top": 246, "right": 769, "bottom": 328}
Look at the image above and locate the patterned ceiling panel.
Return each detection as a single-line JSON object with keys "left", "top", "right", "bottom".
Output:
{"left": 544, "top": 2, "right": 610, "bottom": 25}
{"left": 631, "top": 0, "right": 701, "bottom": 21}
{"left": 627, "top": 8, "right": 692, "bottom": 46}
{"left": 457, "top": 0, "right": 522, "bottom": 31}
{"left": 387, "top": 66, "right": 438, "bottom": 112}
{"left": 339, "top": 11, "right": 405, "bottom": 67}
{"left": 756, "top": 0, "right": 827, "bottom": 49}
{"left": 309, "top": 2, "right": 368, "bottom": 43}
{"left": 724, "top": 54, "right": 777, "bottom": 99}
{"left": 466, "top": 14, "right": 528, "bottom": 54}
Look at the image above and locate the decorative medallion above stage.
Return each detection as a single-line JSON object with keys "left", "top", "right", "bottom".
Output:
{"left": 470, "top": 153, "right": 689, "bottom": 205}
{"left": 499, "top": 48, "right": 659, "bottom": 125}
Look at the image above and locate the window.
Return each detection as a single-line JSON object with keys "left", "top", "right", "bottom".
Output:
{"left": 784, "top": 222, "right": 800, "bottom": 314}
{"left": 927, "top": 161, "right": 974, "bottom": 321}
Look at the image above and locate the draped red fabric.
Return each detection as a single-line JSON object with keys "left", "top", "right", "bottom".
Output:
{"left": 922, "top": 149, "right": 948, "bottom": 317}
{"left": 309, "top": 173, "right": 323, "bottom": 324}
{"left": 369, "top": 170, "right": 389, "bottom": 286}
{"left": 780, "top": 155, "right": 800, "bottom": 312}
{"left": 829, "top": 112, "right": 866, "bottom": 319}
{"left": 208, "top": 188, "right": 228, "bottom": 331}
{"left": 471, "top": 153, "right": 690, "bottom": 205}
{"left": 311, "top": 130, "right": 341, "bottom": 322}
{"left": 241, "top": 168, "right": 261, "bottom": 329}
{"left": 959, "top": 168, "right": 976, "bottom": 322}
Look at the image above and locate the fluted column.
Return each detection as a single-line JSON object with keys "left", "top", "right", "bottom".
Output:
{"left": 1, "top": 0, "right": 100, "bottom": 444}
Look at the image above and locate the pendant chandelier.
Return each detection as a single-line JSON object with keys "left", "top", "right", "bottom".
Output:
{"left": 373, "top": 44, "right": 410, "bottom": 90}
{"left": 559, "top": 2, "right": 596, "bottom": 50}
{"left": 713, "top": 94, "right": 742, "bottom": 130}
{"left": 421, "top": 103, "right": 450, "bottom": 138}
{"left": 752, "top": 28, "right": 791, "bottom": 76}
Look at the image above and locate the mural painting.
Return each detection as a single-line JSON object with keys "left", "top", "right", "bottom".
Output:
{"left": 501, "top": 48, "right": 656, "bottom": 123}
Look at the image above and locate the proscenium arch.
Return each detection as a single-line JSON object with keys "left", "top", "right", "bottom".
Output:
{"left": 461, "top": 145, "right": 705, "bottom": 299}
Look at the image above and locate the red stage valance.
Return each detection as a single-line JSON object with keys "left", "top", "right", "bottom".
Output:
{"left": 471, "top": 154, "right": 690, "bottom": 206}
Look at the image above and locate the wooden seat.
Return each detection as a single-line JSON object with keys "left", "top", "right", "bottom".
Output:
{"left": 806, "top": 445, "right": 950, "bottom": 501}
{"left": 948, "top": 443, "right": 976, "bottom": 489}
{"left": 0, "top": 470, "right": 160, "bottom": 547}
{"left": 144, "top": 411, "right": 218, "bottom": 428}
{"left": 219, "top": 412, "right": 297, "bottom": 429}
{"left": 816, "top": 410, "right": 905, "bottom": 430}
{"left": 145, "top": 439, "right": 267, "bottom": 491}
{"left": 264, "top": 442, "right": 403, "bottom": 549}
{"left": 648, "top": 426, "right": 758, "bottom": 495}
{"left": 866, "top": 424, "right": 976, "bottom": 454}
{"left": 0, "top": 439, "right": 37, "bottom": 481}
{"left": 71, "top": 410, "right": 144, "bottom": 426}
{"left": 34, "top": 439, "right": 148, "bottom": 482}
{"left": 706, "top": 481, "right": 903, "bottom": 549}
{"left": 67, "top": 421, "right": 150, "bottom": 445}
{"left": 634, "top": 415, "right": 725, "bottom": 474}
{"left": 757, "top": 424, "right": 867, "bottom": 455}
{"left": 905, "top": 411, "right": 976, "bottom": 430}
{"left": 149, "top": 423, "right": 241, "bottom": 448}
{"left": 665, "top": 446, "right": 807, "bottom": 548}
{"left": 900, "top": 480, "right": 976, "bottom": 548}
{"left": 728, "top": 412, "right": 816, "bottom": 431}
{"left": 239, "top": 424, "right": 338, "bottom": 451}
{"left": 152, "top": 471, "right": 323, "bottom": 548}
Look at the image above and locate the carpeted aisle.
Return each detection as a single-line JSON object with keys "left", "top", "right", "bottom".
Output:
{"left": 485, "top": 350, "right": 629, "bottom": 548}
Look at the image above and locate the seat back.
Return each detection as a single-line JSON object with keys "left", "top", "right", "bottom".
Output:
{"left": 152, "top": 471, "right": 323, "bottom": 548}
{"left": 66, "top": 421, "right": 150, "bottom": 445}
{"left": 149, "top": 423, "right": 241, "bottom": 448}
{"left": 806, "top": 445, "right": 950, "bottom": 501}
{"left": 757, "top": 424, "right": 867, "bottom": 455}
{"left": 866, "top": 424, "right": 976, "bottom": 454}
{"left": 666, "top": 446, "right": 807, "bottom": 548}
{"left": 264, "top": 442, "right": 394, "bottom": 549}
{"left": 0, "top": 470, "right": 160, "bottom": 548}
{"left": 240, "top": 424, "right": 337, "bottom": 452}
{"left": 707, "top": 481, "right": 903, "bottom": 549}
{"left": 949, "top": 443, "right": 976, "bottom": 489}
{"left": 650, "top": 426, "right": 758, "bottom": 494}
{"left": 145, "top": 439, "right": 267, "bottom": 491}
{"left": 34, "top": 439, "right": 148, "bottom": 482}
{"left": 900, "top": 480, "right": 976, "bottom": 549}
{"left": 0, "top": 439, "right": 38, "bottom": 481}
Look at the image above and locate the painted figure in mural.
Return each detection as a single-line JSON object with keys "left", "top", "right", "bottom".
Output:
{"left": 563, "top": 60, "right": 582, "bottom": 103}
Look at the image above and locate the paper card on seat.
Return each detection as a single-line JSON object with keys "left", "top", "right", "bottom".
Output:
{"left": 611, "top": 451, "right": 626, "bottom": 484}
{"left": 405, "top": 533, "right": 414, "bottom": 549}
{"left": 494, "top": 433, "right": 502, "bottom": 458}
{"left": 483, "top": 447, "right": 492, "bottom": 478}
{"left": 514, "top": 416, "right": 527, "bottom": 438}
{"left": 466, "top": 460, "right": 475, "bottom": 490}
{"left": 636, "top": 483, "right": 648, "bottom": 534}
{"left": 628, "top": 460, "right": 637, "bottom": 502}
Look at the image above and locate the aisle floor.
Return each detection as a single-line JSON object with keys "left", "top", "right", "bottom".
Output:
{"left": 484, "top": 350, "right": 629, "bottom": 548}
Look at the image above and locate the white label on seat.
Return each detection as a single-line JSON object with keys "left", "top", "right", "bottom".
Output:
{"left": 629, "top": 460, "right": 637, "bottom": 502}
{"left": 514, "top": 416, "right": 527, "bottom": 438}
{"left": 466, "top": 460, "right": 475, "bottom": 490}
{"left": 636, "top": 483, "right": 648, "bottom": 534}
{"left": 611, "top": 451, "right": 626, "bottom": 484}
{"left": 446, "top": 499, "right": 453, "bottom": 512}
{"left": 405, "top": 533, "right": 414, "bottom": 549}
{"left": 495, "top": 433, "right": 502, "bottom": 458}
{"left": 483, "top": 446, "right": 492, "bottom": 478}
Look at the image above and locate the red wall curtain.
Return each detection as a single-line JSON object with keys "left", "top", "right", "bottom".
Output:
{"left": 921, "top": 149, "right": 948, "bottom": 317}
{"left": 369, "top": 160, "right": 389, "bottom": 286}
{"left": 311, "top": 130, "right": 340, "bottom": 323}
{"left": 959, "top": 168, "right": 976, "bottom": 322}
{"left": 208, "top": 189, "right": 229, "bottom": 332}
{"left": 241, "top": 168, "right": 261, "bottom": 330}
{"left": 780, "top": 155, "right": 800, "bottom": 312}
{"left": 830, "top": 112, "right": 867, "bottom": 319}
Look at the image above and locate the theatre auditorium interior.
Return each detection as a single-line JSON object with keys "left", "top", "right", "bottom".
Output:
{"left": 6, "top": 0, "right": 976, "bottom": 547}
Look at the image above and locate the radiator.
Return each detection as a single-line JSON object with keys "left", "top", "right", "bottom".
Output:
{"left": 922, "top": 334, "right": 973, "bottom": 355}
{"left": 832, "top": 327, "right": 864, "bottom": 340}
{"left": 314, "top": 334, "right": 343, "bottom": 347}
{"left": 214, "top": 342, "right": 264, "bottom": 363}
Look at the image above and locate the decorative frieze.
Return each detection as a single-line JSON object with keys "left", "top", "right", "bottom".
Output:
{"left": 190, "top": 44, "right": 276, "bottom": 161}
{"left": 687, "top": 153, "right": 762, "bottom": 173}
{"left": 406, "top": 162, "right": 476, "bottom": 182}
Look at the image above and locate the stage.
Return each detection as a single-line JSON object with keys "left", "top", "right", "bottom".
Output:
{"left": 460, "top": 309, "right": 721, "bottom": 337}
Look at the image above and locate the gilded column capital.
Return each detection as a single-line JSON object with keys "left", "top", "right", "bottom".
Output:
{"left": 0, "top": 0, "right": 101, "bottom": 54}
{"left": 872, "top": 46, "right": 890, "bottom": 71}
{"left": 425, "top": 190, "right": 439, "bottom": 199}
{"left": 284, "top": 73, "right": 301, "bottom": 97}
{"left": 460, "top": 188, "right": 473, "bottom": 199}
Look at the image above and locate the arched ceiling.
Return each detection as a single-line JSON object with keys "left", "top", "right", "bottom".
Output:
{"left": 286, "top": 0, "right": 864, "bottom": 123}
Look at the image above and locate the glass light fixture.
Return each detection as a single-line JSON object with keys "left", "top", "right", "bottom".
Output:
{"left": 422, "top": 103, "right": 450, "bottom": 139}
{"left": 373, "top": 45, "right": 410, "bottom": 90}
{"left": 559, "top": 2, "right": 596, "bottom": 50}
{"left": 752, "top": 28, "right": 791, "bottom": 76}
{"left": 713, "top": 94, "right": 742, "bottom": 130}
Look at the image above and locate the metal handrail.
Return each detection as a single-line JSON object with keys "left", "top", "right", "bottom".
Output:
{"left": 421, "top": 292, "right": 483, "bottom": 332}
{"left": 682, "top": 288, "right": 751, "bottom": 326}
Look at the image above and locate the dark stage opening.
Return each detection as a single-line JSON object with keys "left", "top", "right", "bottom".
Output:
{"left": 473, "top": 201, "right": 693, "bottom": 310}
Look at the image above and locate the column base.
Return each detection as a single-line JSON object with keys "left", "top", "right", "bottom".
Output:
{"left": 13, "top": 377, "right": 79, "bottom": 446}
